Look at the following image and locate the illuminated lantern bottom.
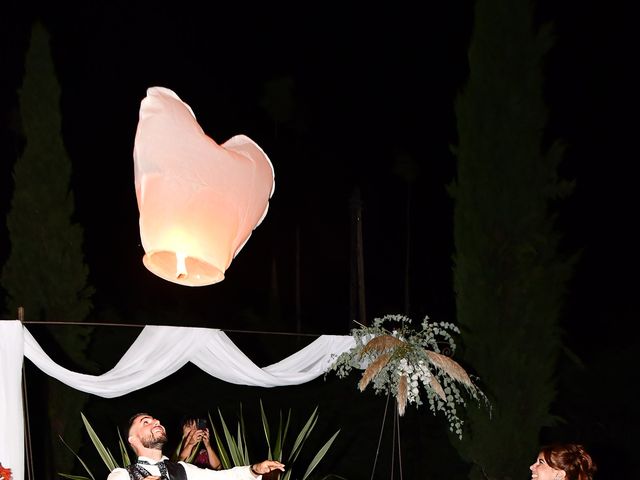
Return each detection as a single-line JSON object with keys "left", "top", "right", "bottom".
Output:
{"left": 139, "top": 173, "right": 240, "bottom": 286}
{"left": 134, "top": 86, "right": 274, "bottom": 287}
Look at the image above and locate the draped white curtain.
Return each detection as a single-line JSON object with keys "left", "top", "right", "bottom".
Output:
{"left": 0, "top": 320, "right": 355, "bottom": 480}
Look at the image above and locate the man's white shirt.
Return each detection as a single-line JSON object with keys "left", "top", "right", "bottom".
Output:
{"left": 106, "top": 456, "right": 260, "bottom": 479}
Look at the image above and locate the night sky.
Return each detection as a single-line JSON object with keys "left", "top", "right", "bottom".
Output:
{"left": 1, "top": 1, "right": 478, "bottom": 332}
{"left": 1, "top": 0, "right": 636, "bottom": 477}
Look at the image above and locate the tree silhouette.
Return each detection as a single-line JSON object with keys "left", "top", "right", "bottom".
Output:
{"left": 449, "top": 0, "right": 575, "bottom": 478}
{"left": 1, "top": 21, "right": 95, "bottom": 478}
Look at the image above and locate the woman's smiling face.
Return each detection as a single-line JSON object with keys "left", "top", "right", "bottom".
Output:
{"left": 530, "top": 452, "right": 565, "bottom": 480}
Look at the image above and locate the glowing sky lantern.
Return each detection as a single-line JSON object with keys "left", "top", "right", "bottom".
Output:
{"left": 133, "top": 87, "right": 275, "bottom": 286}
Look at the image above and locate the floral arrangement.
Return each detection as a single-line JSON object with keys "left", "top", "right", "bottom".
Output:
{"left": 329, "top": 314, "right": 489, "bottom": 438}
{"left": 0, "top": 463, "right": 12, "bottom": 480}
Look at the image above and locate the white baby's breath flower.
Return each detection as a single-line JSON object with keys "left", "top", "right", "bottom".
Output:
{"left": 327, "top": 313, "right": 489, "bottom": 439}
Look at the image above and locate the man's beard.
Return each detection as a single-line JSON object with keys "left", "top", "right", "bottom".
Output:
{"left": 140, "top": 430, "right": 167, "bottom": 449}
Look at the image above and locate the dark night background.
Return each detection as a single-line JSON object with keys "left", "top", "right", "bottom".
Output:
{"left": 1, "top": 0, "right": 636, "bottom": 479}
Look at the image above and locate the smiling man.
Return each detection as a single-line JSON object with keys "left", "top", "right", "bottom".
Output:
{"left": 107, "top": 413, "right": 285, "bottom": 480}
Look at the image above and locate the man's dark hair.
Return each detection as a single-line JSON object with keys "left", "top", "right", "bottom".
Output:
{"left": 127, "top": 412, "right": 152, "bottom": 434}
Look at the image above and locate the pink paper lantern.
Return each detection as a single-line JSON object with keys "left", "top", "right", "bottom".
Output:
{"left": 133, "top": 87, "right": 275, "bottom": 286}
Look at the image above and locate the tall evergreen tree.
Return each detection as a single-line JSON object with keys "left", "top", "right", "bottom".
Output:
{"left": 449, "top": 1, "right": 574, "bottom": 478}
{"left": 1, "top": 21, "right": 94, "bottom": 478}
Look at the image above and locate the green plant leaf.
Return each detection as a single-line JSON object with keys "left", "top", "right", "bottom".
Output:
{"left": 218, "top": 408, "right": 244, "bottom": 466}
{"left": 116, "top": 428, "right": 130, "bottom": 466}
{"left": 172, "top": 436, "right": 184, "bottom": 462}
{"left": 213, "top": 402, "right": 337, "bottom": 480}
{"left": 289, "top": 406, "right": 319, "bottom": 463}
{"left": 301, "top": 430, "right": 340, "bottom": 480}
{"left": 80, "top": 412, "right": 118, "bottom": 471}
{"left": 188, "top": 441, "right": 202, "bottom": 463}
{"left": 238, "top": 404, "right": 250, "bottom": 464}
{"left": 282, "top": 469, "right": 293, "bottom": 480}
{"left": 273, "top": 409, "right": 283, "bottom": 461}
{"left": 58, "top": 474, "right": 92, "bottom": 480}
{"left": 210, "top": 412, "right": 232, "bottom": 469}
{"left": 273, "top": 408, "right": 287, "bottom": 462}
{"left": 58, "top": 435, "right": 96, "bottom": 480}
{"left": 259, "top": 399, "right": 273, "bottom": 458}
{"left": 236, "top": 421, "right": 245, "bottom": 461}
{"left": 280, "top": 409, "right": 291, "bottom": 461}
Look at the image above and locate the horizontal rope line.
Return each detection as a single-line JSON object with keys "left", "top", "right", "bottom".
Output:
{"left": 2, "top": 318, "right": 331, "bottom": 337}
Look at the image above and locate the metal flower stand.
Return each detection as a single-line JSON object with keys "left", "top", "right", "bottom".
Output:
{"left": 370, "top": 392, "right": 404, "bottom": 480}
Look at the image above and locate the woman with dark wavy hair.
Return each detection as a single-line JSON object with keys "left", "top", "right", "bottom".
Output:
{"left": 173, "top": 415, "right": 222, "bottom": 470}
{"left": 530, "top": 443, "right": 597, "bottom": 480}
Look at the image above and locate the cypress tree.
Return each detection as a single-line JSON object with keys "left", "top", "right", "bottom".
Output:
{"left": 449, "top": 1, "right": 574, "bottom": 478}
{"left": 1, "top": 21, "right": 94, "bottom": 477}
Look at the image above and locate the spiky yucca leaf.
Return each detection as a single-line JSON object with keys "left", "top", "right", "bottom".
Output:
{"left": 209, "top": 414, "right": 233, "bottom": 469}
{"left": 213, "top": 402, "right": 338, "bottom": 478}
{"left": 188, "top": 443, "right": 200, "bottom": 463}
{"left": 80, "top": 412, "right": 118, "bottom": 471}
{"left": 259, "top": 399, "right": 273, "bottom": 459}
{"left": 116, "top": 428, "right": 130, "bottom": 466}
{"left": 259, "top": 400, "right": 290, "bottom": 462}
{"left": 236, "top": 421, "right": 249, "bottom": 464}
{"left": 397, "top": 375, "right": 408, "bottom": 416}
{"left": 425, "top": 350, "right": 475, "bottom": 390}
{"left": 360, "top": 335, "right": 404, "bottom": 357}
{"left": 217, "top": 408, "right": 244, "bottom": 466}
{"left": 172, "top": 436, "right": 184, "bottom": 463}
{"left": 58, "top": 435, "right": 95, "bottom": 480}
{"left": 58, "top": 474, "right": 92, "bottom": 480}
{"left": 236, "top": 422, "right": 244, "bottom": 460}
{"left": 359, "top": 351, "right": 393, "bottom": 391}
{"left": 301, "top": 430, "right": 341, "bottom": 480}
{"left": 172, "top": 433, "right": 200, "bottom": 464}
{"left": 274, "top": 408, "right": 291, "bottom": 462}
{"left": 238, "top": 404, "right": 250, "bottom": 464}
{"left": 288, "top": 406, "right": 319, "bottom": 463}
{"left": 236, "top": 403, "right": 251, "bottom": 465}
{"left": 273, "top": 409, "right": 283, "bottom": 461}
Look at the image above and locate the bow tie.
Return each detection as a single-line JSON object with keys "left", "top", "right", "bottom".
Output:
{"left": 137, "top": 459, "right": 169, "bottom": 480}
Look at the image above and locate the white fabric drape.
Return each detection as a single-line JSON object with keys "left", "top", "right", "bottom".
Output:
{"left": 0, "top": 321, "right": 25, "bottom": 480}
{"left": 0, "top": 320, "right": 355, "bottom": 480}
